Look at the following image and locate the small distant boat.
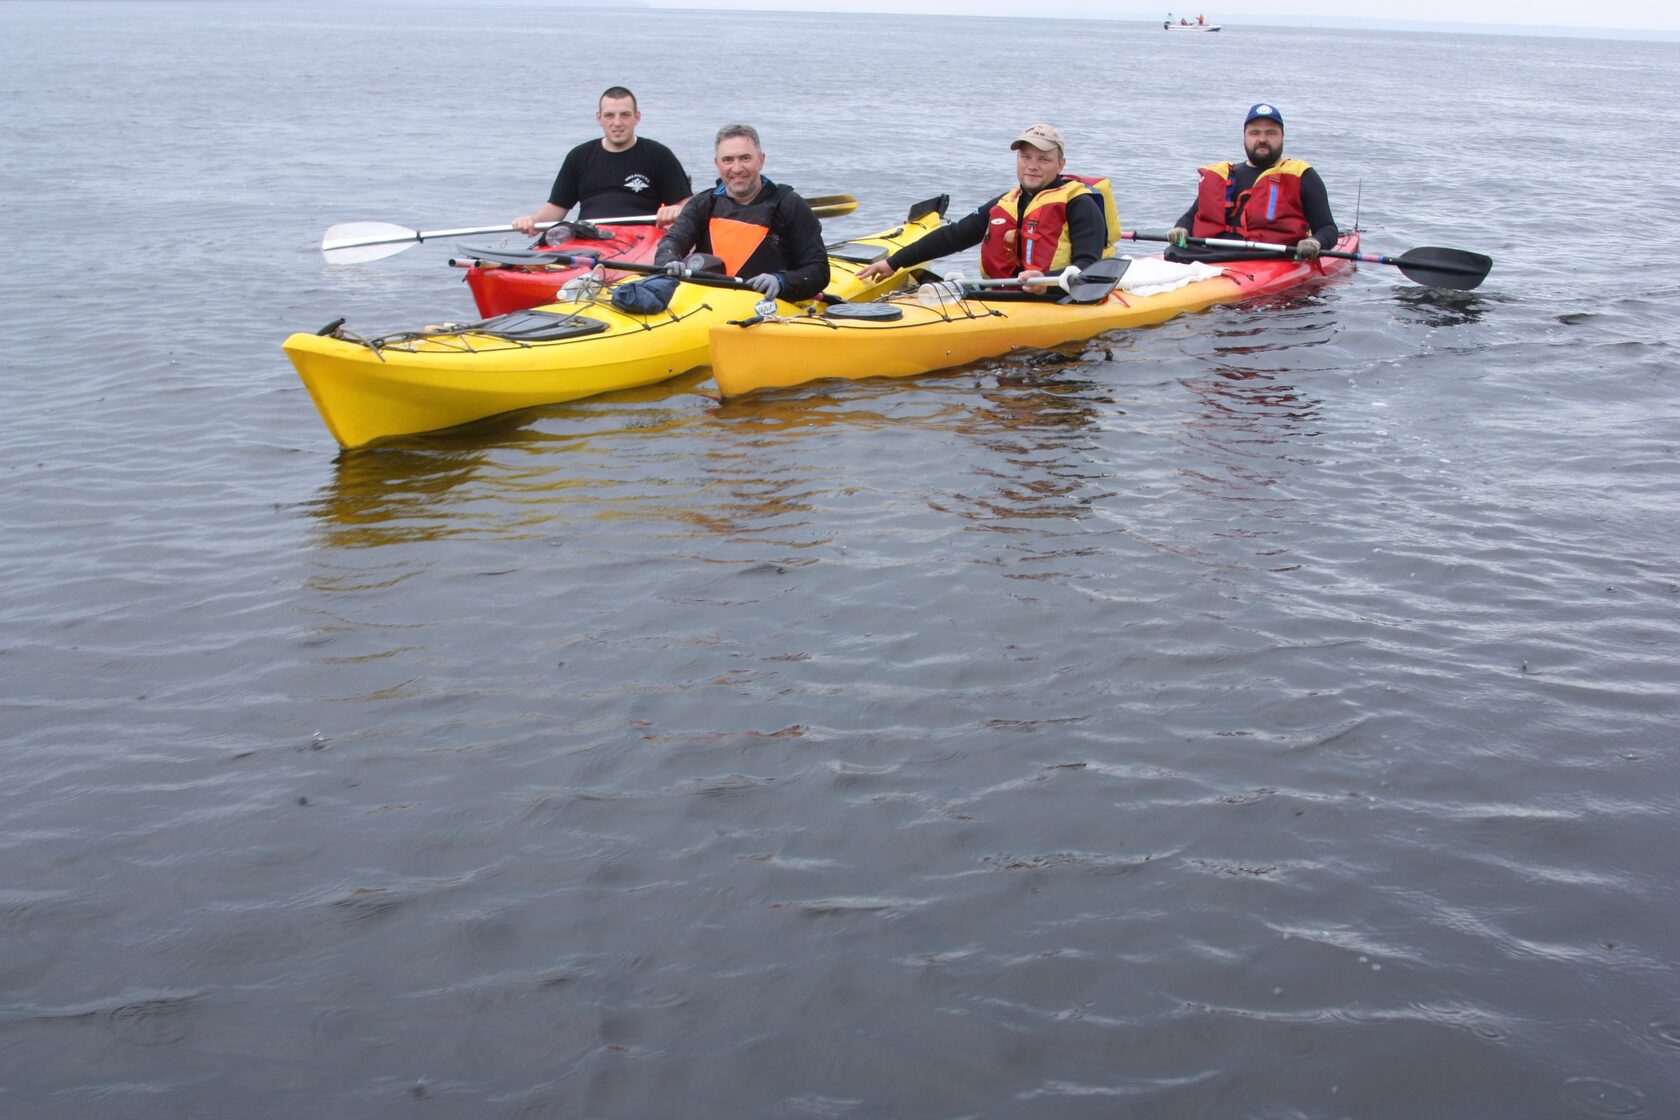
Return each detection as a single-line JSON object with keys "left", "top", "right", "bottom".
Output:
{"left": 1163, "top": 16, "right": 1221, "bottom": 31}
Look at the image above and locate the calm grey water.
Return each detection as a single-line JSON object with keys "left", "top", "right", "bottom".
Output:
{"left": 4, "top": 2, "right": 1679, "bottom": 1116}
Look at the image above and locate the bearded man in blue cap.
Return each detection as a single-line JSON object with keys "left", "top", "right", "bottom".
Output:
{"left": 1166, "top": 103, "right": 1338, "bottom": 261}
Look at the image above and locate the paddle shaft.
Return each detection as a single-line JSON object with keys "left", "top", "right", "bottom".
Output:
{"left": 1168, "top": 233, "right": 1397, "bottom": 267}
{"left": 959, "top": 270, "right": 1079, "bottom": 292}
{"left": 551, "top": 193, "right": 856, "bottom": 230}
{"left": 945, "top": 257, "right": 1128, "bottom": 303}
{"left": 322, "top": 195, "right": 858, "bottom": 260}
{"left": 450, "top": 250, "right": 763, "bottom": 294}
{"left": 1123, "top": 230, "right": 1372, "bottom": 263}
{"left": 1122, "top": 230, "right": 1491, "bottom": 290}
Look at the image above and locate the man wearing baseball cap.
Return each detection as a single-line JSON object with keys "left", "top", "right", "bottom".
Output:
{"left": 1166, "top": 103, "right": 1338, "bottom": 262}
{"left": 856, "top": 123, "right": 1117, "bottom": 289}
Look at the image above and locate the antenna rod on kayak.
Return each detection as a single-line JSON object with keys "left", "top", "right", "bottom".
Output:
{"left": 1354, "top": 179, "right": 1363, "bottom": 232}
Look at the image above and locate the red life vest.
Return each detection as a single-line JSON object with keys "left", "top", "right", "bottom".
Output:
{"left": 1191, "top": 158, "right": 1313, "bottom": 244}
{"left": 979, "top": 176, "right": 1111, "bottom": 279}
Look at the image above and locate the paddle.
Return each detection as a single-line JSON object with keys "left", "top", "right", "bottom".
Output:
{"left": 585, "top": 193, "right": 857, "bottom": 227}
{"left": 321, "top": 195, "right": 860, "bottom": 264}
{"left": 1122, "top": 230, "right": 1492, "bottom": 291}
{"left": 449, "top": 249, "right": 763, "bottom": 294}
{"left": 926, "top": 257, "right": 1129, "bottom": 305}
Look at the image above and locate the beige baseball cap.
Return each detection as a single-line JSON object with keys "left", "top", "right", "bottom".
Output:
{"left": 1010, "top": 123, "right": 1065, "bottom": 153}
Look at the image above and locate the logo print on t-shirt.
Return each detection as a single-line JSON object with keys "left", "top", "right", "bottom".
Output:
{"left": 625, "top": 173, "right": 652, "bottom": 193}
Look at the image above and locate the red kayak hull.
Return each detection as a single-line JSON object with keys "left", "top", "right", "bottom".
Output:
{"left": 462, "top": 223, "right": 664, "bottom": 317}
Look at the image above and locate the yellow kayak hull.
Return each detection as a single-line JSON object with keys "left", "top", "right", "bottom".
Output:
{"left": 710, "top": 236, "right": 1358, "bottom": 398}
{"left": 284, "top": 206, "right": 947, "bottom": 448}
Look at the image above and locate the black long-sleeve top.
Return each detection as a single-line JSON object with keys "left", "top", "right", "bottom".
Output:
{"left": 884, "top": 181, "right": 1107, "bottom": 273}
{"left": 654, "top": 179, "right": 830, "bottom": 302}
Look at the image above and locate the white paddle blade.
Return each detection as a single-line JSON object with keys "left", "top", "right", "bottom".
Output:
{"left": 321, "top": 221, "right": 420, "bottom": 263}
{"left": 322, "top": 240, "right": 419, "bottom": 264}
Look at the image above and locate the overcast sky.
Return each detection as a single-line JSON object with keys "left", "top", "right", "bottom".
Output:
{"left": 647, "top": 0, "right": 1680, "bottom": 33}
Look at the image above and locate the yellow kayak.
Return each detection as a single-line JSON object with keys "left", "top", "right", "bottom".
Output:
{"left": 710, "top": 234, "right": 1358, "bottom": 398}
{"left": 284, "top": 198, "right": 949, "bottom": 448}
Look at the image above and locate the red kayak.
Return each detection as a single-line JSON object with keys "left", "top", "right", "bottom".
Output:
{"left": 457, "top": 221, "right": 664, "bottom": 317}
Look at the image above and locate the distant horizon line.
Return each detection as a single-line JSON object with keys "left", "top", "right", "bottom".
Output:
{"left": 45, "top": 0, "right": 1680, "bottom": 44}
{"left": 644, "top": 3, "right": 1680, "bottom": 41}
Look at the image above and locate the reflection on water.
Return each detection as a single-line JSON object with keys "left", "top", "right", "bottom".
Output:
{"left": 985, "top": 364, "right": 1108, "bottom": 431}
{"left": 1184, "top": 366, "right": 1321, "bottom": 434}
{"left": 307, "top": 373, "right": 717, "bottom": 547}
{"left": 1174, "top": 364, "right": 1323, "bottom": 551}
{"left": 1109, "top": 310, "right": 1341, "bottom": 576}
{"left": 311, "top": 353, "right": 1130, "bottom": 551}
{"left": 1392, "top": 285, "right": 1490, "bottom": 327}
{"left": 311, "top": 446, "right": 495, "bottom": 547}
{"left": 710, "top": 387, "right": 905, "bottom": 432}
{"left": 698, "top": 367, "right": 1114, "bottom": 540}
{"left": 949, "top": 370, "right": 1107, "bottom": 526}
{"left": 305, "top": 299, "right": 1345, "bottom": 568}
{"left": 1181, "top": 311, "right": 1332, "bottom": 450}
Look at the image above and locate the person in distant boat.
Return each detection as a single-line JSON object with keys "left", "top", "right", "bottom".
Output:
{"left": 652, "top": 123, "right": 830, "bottom": 303}
{"left": 1197, "top": 14, "right": 1205, "bottom": 24}
{"left": 511, "top": 86, "right": 692, "bottom": 235}
{"left": 854, "top": 123, "right": 1118, "bottom": 292}
{"left": 1166, "top": 102, "right": 1338, "bottom": 262}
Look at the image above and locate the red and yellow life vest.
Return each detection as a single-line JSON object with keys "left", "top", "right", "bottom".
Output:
{"left": 979, "top": 175, "right": 1120, "bottom": 279}
{"left": 1191, "top": 158, "right": 1312, "bottom": 244}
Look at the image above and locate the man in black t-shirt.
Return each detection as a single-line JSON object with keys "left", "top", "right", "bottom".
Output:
{"left": 511, "top": 86, "right": 692, "bottom": 235}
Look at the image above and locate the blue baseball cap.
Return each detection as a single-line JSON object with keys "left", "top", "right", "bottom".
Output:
{"left": 1244, "top": 102, "right": 1285, "bottom": 127}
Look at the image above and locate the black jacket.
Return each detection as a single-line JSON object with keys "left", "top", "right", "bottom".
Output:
{"left": 655, "top": 179, "right": 831, "bottom": 302}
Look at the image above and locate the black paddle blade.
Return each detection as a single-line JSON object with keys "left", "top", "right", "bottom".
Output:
{"left": 455, "top": 243, "right": 589, "bottom": 267}
{"left": 1081, "top": 257, "right": 1129, "bottom": 282}
{"left": 1393, "top": 246, "right": 1492, "bottom": 291}
{"left": 907, "top": 194, "right": 951, "bottom": 222}
{"left": 1064, "top": 257, "right": 1130, "bottom": 303}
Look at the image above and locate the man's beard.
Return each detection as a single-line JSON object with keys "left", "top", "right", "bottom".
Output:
{"left": 1246, "top": 141, "right": 1282, "bottom": 169}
